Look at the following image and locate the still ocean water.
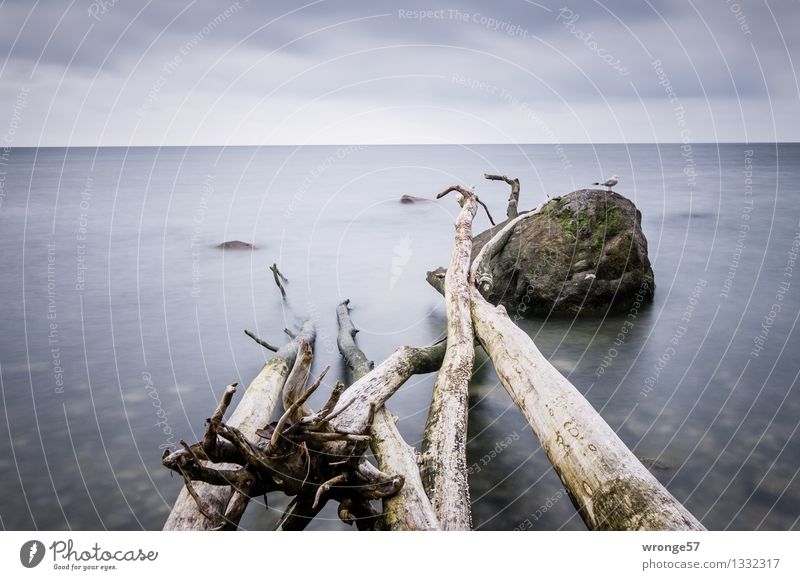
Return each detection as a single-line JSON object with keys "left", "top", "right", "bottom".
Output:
{"left": 0, "top": 143, "right": 798, "bottom": 530}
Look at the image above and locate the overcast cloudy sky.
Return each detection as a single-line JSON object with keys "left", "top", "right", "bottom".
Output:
{"left": 1, "top": 0, "right": 797, "bottom": 145}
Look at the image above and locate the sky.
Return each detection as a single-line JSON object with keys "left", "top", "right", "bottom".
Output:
{"left": 0, "top": 0, "right": 798, "bottom": 146}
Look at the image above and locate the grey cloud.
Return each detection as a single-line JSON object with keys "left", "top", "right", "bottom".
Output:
{"left": 0, "top": 0, "right": 797, "bottom": 144}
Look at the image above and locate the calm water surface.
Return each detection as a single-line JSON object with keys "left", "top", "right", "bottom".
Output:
{"left": 0, "top": 143, "right": 798, "bottom": 530}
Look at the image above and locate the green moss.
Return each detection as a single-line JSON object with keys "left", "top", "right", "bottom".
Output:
{"left": 590, "top": 207, "right": 627, "bottom": 253}
{"left": 547, "top": 199, "right": 631, "bottom": 258}
{"left": 558, "top": 208, "right": 576, "bottom": 238}
{"left": 555, "top": 205, "right": 592, "bottom": 241}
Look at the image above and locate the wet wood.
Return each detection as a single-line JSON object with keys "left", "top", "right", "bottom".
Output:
{"left": 484, "top": 173, "right": 521, "bottom": 219}
{"left": 335, "top": 299, "right": 440, "bottom": 531}
{"left": 270, "top": 263, "right": 288, "bottom": 300}
{"left": 425, "top": 212, "right": 705, "bottom": 530}
{"left": 466, "top": 236, "right": 704, "bottom": 530}
{"left": 162, "top": 321, "right": 315, "bottom": 530}
{"left": 420, "top": 186, "right": 478, "bottom": 530}
{"left": 336, "top": 299, "right": 374, "bottom": 382}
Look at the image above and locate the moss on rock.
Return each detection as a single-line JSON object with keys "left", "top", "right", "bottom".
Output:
{"left": 471, "top": 189, "right": 655, "bottom": 316}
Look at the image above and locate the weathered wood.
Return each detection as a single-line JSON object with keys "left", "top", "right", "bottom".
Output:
{"left": 165, "top": 369, "right": 403, "bottom": 531}
{"left": 468, "top": 290, "right": 704, "bottom": 530}
{"left": 484, "top": 173, "right": 521, "bottom": 219}
{"left": 166, "top": 316, "right": 447, "bottom": 531}
{"left": 335, "top": 299, "right": 440, "bottom": 531}
{"left": 270, "top": 263, "right": 288, "bottom": 300}
{"left": 163, "top": 321, "right": 315, "bottom": 530}
{"left": 371, "top": 410, "right": 440, "bottom": 531}
{"left": 426, "top": 218, "right": 705, "bottom": 530}
{"left": 281, "top": 340, "right": 314, "bottom": 420}
{"left": 328, "top": 342, "right": 447, "bottom": 436}
{"left": 435, "top": 184, "right": 496, "bottom": 226}
{"left": 420, "top": 187, "right": 477, "bottom": 530}
{"left": 336, "top": 299, "right": 374, "bottom": 382}
{"left": 244, "top": 329, "right": 278, "bottom": 352}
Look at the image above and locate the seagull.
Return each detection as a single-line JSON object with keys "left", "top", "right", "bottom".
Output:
{"left": 593, "top": 174, "right": 619, "bottom": 191}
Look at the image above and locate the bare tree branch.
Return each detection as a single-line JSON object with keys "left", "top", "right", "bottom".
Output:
{"left": 336, "top": 301, "right": 440, "bottom": 530}
{"left": 484, "top": 173, "right": 521, "bottom": 219}
{"left": 270, "top": 263, "right": 288, "bottom": 299}
{"left": 244, "top": 329, "right": 278, "bottom": 352}
{"left": 436, "top": 184, "right": 495, "bottom": 225}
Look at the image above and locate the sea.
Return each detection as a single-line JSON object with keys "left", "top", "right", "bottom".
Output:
{"left": 0, "top": 143, "right": 798, "bottom": 530}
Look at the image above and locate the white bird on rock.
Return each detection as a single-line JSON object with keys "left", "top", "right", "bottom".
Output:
{"left": 593, "top": 174, "right": 619, "bottom": 191}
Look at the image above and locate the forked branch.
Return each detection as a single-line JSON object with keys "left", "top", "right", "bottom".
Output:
{"left": 484, "top": 173, "right": 521, "bottom": 219}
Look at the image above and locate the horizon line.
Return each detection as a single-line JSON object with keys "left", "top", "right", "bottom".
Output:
{"left": 5, "top": 141, "right": 799, "bottom": 149}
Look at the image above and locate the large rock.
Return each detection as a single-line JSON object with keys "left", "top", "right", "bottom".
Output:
{"left": 470, "top": 189, "right": 654, "bottom": 315}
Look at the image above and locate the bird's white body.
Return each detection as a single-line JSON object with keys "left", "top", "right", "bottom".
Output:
{"left": 593, "top": 174, "right": 619, "bottom": 191}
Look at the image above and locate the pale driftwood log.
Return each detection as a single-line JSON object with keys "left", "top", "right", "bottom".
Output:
{"left": 419, "top": 186, "right": 478, "bottom": 531}
{"left": 163, "top": 321, "right": 315, "bottom": 530}
{"left": 329, "top": 342, "right": 446, "bottom": 435}
{"left": 424, "top": 219, "right": 705, "bottom": 530}
{"left": 335, "top": 299, "right": 440, "bottom": 531}
{"left": 469, "top": 291, "right": 704, "bottom": 530}
{"left": 281, "top": 340, "right": 315, "bottom": 420}
{"left": 463, "top": 226, "right": 703, "bottom": 530}
{"left": 484, "top": 173, "right": 521, "bottom": 219}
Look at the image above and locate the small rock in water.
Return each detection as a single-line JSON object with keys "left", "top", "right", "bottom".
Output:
{"left": 400, "top": 194, "right": 432, "bottom": 204}
{"left": 216, "top": 240, "right": 257, "bottom": 250}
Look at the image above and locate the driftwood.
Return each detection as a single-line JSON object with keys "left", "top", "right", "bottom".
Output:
{"left": 335, "top": 299, "right": 440, "bottom": 531}
{"left": 244, "top": 329, "right": 278, "bottom": 352}
{"left": 166, "top": 172, "right": 706, "bottom": 532}
{"left": 435, "top": 184, "right": 496, "bottom": 226}
{"left": 469, "top": 290, "right": 704, "bottom": 530}
{"left": 484, "top": 173, "right": 521, "bottom": 219}
{"left": 165, "top": 304, "right": 448, "bottom": 530}
{"left": 426, "top": 203, "right": 704, "bottom": 530}
{"left": 270, "top": 263, "right": 288, "bottom": 300}
{"left": 419, "top": 186, "right": 478, "bottom": 530}
{"left": 327, "top": 342, "right": 446, "bottom": 435}
{"left": 336, "top": 299, "right": 374, "bottom": 381}
{"left": 163, "top": 333, "right": 407, "bottom": 532}
{"left": 163, "top": 371, "right": 403, "bottom": 531}
{"left": 163, "top": 321, "right": 315, "bottom": 530}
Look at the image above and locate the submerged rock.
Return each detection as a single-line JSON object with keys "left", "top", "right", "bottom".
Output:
{"left": 471, "top": 189, "right": 654, "bottom": 315}
{"left": 400, "top": 194, "right": 432, "bottom": 204}
{"left": 216, "top": 240, "right": 257, "bottom": 250}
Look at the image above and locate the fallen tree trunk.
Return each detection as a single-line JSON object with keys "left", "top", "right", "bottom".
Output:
{"left": 336, "top": 299, "right": 375, "bottom": 381}
{"left": 420, "top": 185, "right": 478, "bottom": 531}
{"left": 164, "top": 316, "right": 449, "bottom": 531}
{"left": 328, "top": 342, "right": 447, "bottom": 435}
{"left": 335, "top": 299, "right": 440, "bottom": 531}
{"left": 163, "top": 321, "right": 315, "bottom": 530}
{"left": 425, "top": 226, "right": 705, "bottom": 530}
{"left": 469, "top": 291, "right": 704, "bottom": 530}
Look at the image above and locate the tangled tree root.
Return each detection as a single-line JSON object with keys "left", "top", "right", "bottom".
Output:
{"left": 162, "top": 373, "right": 403, "bottom": 531}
